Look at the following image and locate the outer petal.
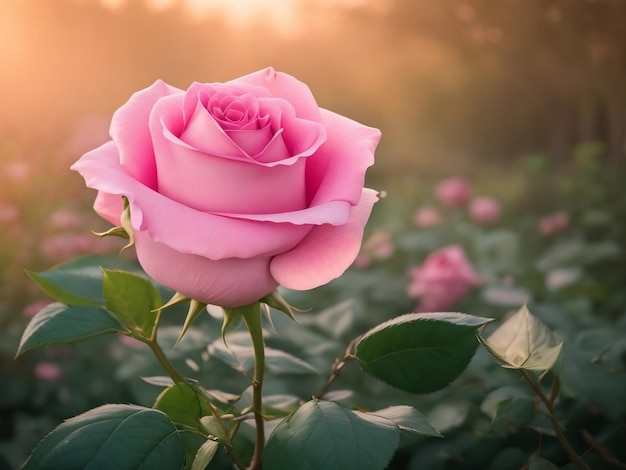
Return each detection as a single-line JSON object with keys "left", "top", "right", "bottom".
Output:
{"left": 93, "top": 190, "right": 123, "bottom": 226}
{"left": 233, "top": 68, "right": 324, "bottom": 123}
{"left": 70, "top": 142, "right": 313, "bottom": 260}
{"left": 134, "top": 232, "right": 278, "bottom": 307}
{"left": 110, "top": 80, "right": 182, "bottom": 189}
{"left": 270, "top": 188, "right": 378, "bottom": 290}
{"left": 306, "top": 109, "right": 381, "bottom": 207}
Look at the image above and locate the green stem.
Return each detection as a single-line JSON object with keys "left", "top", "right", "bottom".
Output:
{"left": 142, "top": 307, "right": 185, "bottom": 384}
{"left": 316, "top": 337, "right": 359, "bottom": 399}
{"left": 521, "top": 370, "right": 590, "bottom": 470}
{"left": 242, "top": 303, "right": 266, "bottom": 470}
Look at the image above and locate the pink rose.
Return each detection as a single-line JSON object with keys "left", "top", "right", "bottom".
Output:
{"left": 407, "top": 245, "right": 480, "bottom": 312}
{"left": 435, "top": 177, "right": 471, "bottom": 207}
{"left": 539, "top": 211, "right": 569, "bottom": 236}
{"left": 412, "top": 206, "right": 441, "bottom": 228}
{"left": 71, "top": 68, "right": 380, "bottom": 307}
{"left": 34, "top": 362, "right": 62, "bottom": 382}
{"left": 469, "top": 196, "right": 502, "bottom": 225}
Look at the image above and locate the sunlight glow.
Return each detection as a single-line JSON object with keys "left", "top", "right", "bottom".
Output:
{"left": 181, "top": 0, "right": 299, "bottom": 30}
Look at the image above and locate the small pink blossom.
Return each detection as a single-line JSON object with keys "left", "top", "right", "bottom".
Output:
{"left": 3, "top": 162, "right": 30, "bottom": 182}
{"left": 0, "top": 203, "right": 19, "bottom": 223}
{"left": 118, "top": 334, "right": 144, "bottom": 349}
{"left": 469, "top": 196, "right": 502, "bottom": 225}
{"left": 412, "top": 206, "right": 441, "bottom": 228}
{"left": 364, "top": 230, "right": 394, "bottom": 260}
{"left": 39, "top": 233, "right": 97, "bottom": 262}
{"left": 34, "top": 362, "right": 62, "bottom": 382}
{"left": 353, "top": 230, "right": 394, "bottom": 269}
{"left": 539, "top": 211, "right": 569, "bottom": 236}
{"left": 407, "top": 245, "right": 480, "bottom": 312}
{"left": 23, "top": 300, "right": 52, "bottom": 318}
{"left": 435, "top": 177, "right": 471, "bottom": 208}
{"left": 47, "top": 209, "right": 86, "bottom": 230}
{"left": 352, "top": 253, "right": 371, "bottom": 269}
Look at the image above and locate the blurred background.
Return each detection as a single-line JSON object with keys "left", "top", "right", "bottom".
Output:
{"left": 1, "top": 0, "right": 626, "bottom": 468}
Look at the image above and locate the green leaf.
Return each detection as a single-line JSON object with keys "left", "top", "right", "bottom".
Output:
{"left": 102, "top": 268, "right": 162, "bottom": 337}
{"left": 22, "top": 404, "right": 185, "bottom": 469}
{"left": 479, "top": 305, "right": 563, "bottom": 371}
{"left": 153, "top": 382, "right": 212, "bottom": 430}
{"left": 191, "top": 439, "right": 220, "bottom": 470}
{"left": 233, "top": 387, "right": 301, "bottom": 420}
{"left": 355, "top": 312, "right": 492, "bottom": 394}
{"left": 367, "top": 405, "right": 441, "bottom": 437}
{"left": 264, "top": 400, "right": 400, "bottom": 470}
{"left": 480, "top": 386, "right": 535, "bottom": 425}
{"left": 426, "top": 400, "right": 471, "bottom": 433}
{"left": 26, "top": 254, "right": 140, "bottom": 306}
{"left": 16, "top": 302, "right": 125, "bottom": 356}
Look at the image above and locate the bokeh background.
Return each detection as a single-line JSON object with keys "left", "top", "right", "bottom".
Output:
{"left": 1, "top": 0, "right": 626, "bottom": 468}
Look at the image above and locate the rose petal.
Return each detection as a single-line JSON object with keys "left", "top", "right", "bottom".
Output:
{"left": 306, "top": 109, "right": 380, "bottom": 206}
{"left": 134, "top": 232, "right": 278, "bottom": 307}
{"left": 214, "top": 199, "right": 351, "bottom": 225}
{"left": 71, "top": 142, "right": 314, "bottom": 260}
{"left": 176, "top": 97, "right": 249, "bottom": 160}
{"left": 270, "top": 188, "right": 378, "bottom": 290}
{"left": 110, "top": 80, "right": 182, "bottom": 189}
{"left": 234, "top": 68, "right": 324, "bottom": 123}
{"left": 93, "top": 188, "right": 123, "bottom": 226}
{"left": 154, "top": 125, "right": 308, "bottom": 214}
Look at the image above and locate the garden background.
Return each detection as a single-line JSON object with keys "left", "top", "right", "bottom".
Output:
{"left": 1, "top": 0, "right": 625, "bottom": 468}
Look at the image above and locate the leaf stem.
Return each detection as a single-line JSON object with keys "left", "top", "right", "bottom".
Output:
{"left": 242, "top": 303, "right": 265, "bottom": 470}
{"left": 316, "top": 337, "right": 359, "bottom": 399}
{"left": 521, "top": 369, "right": 590, "bottom": 470}
{"left": 140, "top": 307, "right": 185, "bottom": 384}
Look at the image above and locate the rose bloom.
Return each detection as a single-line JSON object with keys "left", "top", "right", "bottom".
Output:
{"left": 435, "top": 176, "right": 471, "bottom": 207}
{"left": 72, "top": 68, "right": 380, "bottom": 307}
{"left": 407, "top": 245, "right": 480, "bottom": 312}
{"left": 34, "top": 362, "right": 62, "bottom": 382}
{"left": 539, "top": 211, "right": 569, "bottom": 236}
{"left": 469, "top": 196, "right": 502, "bottom": 225}
{"left": 412, "top": 206, "right": 441, "bottom": 228}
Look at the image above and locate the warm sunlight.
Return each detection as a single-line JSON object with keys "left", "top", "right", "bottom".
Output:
{"left": 181, "top": 0, "right": 299, "bottom": 28}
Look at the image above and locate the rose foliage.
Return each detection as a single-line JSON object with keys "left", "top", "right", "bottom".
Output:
{"left": 13, "top": 71, "right": 615, "bottom": 470}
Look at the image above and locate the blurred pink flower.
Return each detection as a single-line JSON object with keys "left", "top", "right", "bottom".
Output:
{"left": 3, "top": 161, "right": 30, "bottom": 182}
{"left": 118, "top": 334, "right": 144, "bottom": 349}
{"left": 0, "top": 203, "right": 19, "bottom": 223}
{"left": 435, "top": 177, "right": 471, "bottom": 208}
{"left": 23, "top": 300, "right": 52, "bottom": 318}
{"left": 407, "top": 245, "right": 480, "bottom": 312}
{"left": 364, "top": 230, "right": 394, "bottom": 260}
{"left": 39, "top": 233, "right": 97, "bottom": 262}
{"left": 539, "top": 211, "right": 569, "bottom": 236}
{"left": 47, "top": 209, "right": 86, "bottom": 230}
{"left": 469, "top": 196, "right": 502, "bottom": 225}
{"left": 39, "top": 233, "right": 120, "bottom": 262}
{"left": 352, "top": 253, "right": 371, "bottom": 269}
{"left": 412, "top": 206, "right": 441, "bottom": 228}
{"left": 34, "top": 362, "right": 62, "bottom": 382}
{"left": 353, "top": 230, "right": 394, "bottom": 269}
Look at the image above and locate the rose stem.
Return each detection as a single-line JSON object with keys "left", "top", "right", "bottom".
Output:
{"left": 521, "top": 369, "right": 590, "bottom": 470}
{"left": 243, "top": 303, "right": 266, "bottom": 470}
